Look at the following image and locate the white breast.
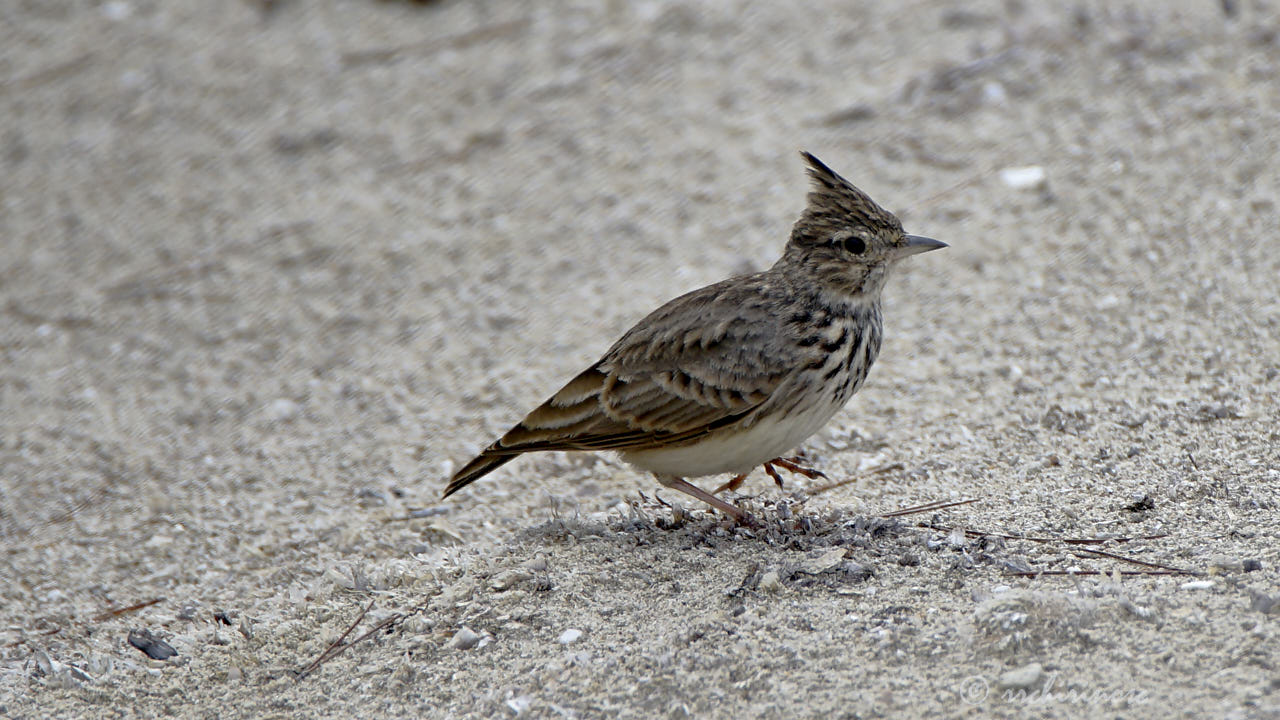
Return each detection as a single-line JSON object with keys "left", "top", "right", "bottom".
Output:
{"left": 619, "top": 395, "right": 845, "bottom": 478}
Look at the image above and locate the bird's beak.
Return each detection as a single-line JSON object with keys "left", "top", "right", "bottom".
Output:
{"left": 894, "top": 234, "right": 948, "bottom": 259}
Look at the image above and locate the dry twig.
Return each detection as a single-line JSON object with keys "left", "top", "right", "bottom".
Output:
{"left": 1004, "top": 569, "right": 1186, "bottom": 577}
{"left": 916, "top": 522, "right": 1167, "bottom": 546}
{"left": 296, "top": 600, "right": 375, "bottom": 679}
{"left": 1072, "top": 546, "right": 1200, "bottom": 576}
{"left": 880, "top": 497, "right": 981, "bottom": 518}
{"left": 296, "top": 601, "right": 424, "bottom": 680}
{"left": 91, "top": 598, "right": 165, "bottom": 623}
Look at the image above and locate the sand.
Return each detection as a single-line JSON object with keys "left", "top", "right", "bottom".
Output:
{"left": 3, "top": 1, "right": 1279, "bottom": 718}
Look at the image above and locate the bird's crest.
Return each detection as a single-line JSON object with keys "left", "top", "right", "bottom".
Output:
{"left": 796, "top": 151, "right": 903, "bottom": 237}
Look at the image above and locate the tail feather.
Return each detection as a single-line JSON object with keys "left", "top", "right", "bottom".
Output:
{"left": 443, "top": 366, "right": 610, "bottom": 499}
{"left": 442, "top": 450, "right": 515, "bottom": 498}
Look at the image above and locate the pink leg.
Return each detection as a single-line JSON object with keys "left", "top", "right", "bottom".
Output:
{"left": 655, "top": 475, "right": 752, "bottom": 524}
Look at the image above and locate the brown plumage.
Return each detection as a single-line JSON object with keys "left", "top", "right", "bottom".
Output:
{"left": 444, "top": 152, "right": 946, "bottom": 523}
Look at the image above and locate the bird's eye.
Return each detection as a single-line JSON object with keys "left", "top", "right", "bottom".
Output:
{"left": 841, "top": 236, "right": 867, "bottom": 255}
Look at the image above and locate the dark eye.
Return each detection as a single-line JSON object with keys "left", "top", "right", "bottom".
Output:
{"left": 841, "top": 236, "right": 867, "bottom": 254}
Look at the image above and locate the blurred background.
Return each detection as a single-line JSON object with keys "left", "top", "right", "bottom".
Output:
{"left": 2, "top": 0, "right": 1278, "bottom": 714}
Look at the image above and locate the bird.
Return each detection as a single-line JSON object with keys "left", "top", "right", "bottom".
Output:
{"left": 443, "top": 151, "right": 946, "bottom": 523}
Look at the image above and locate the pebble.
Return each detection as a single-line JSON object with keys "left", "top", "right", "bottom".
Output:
{"left": 449, "top": 626, "right": 481, "bottom": 650}
{"left": 759, "top": 570, "right": 783, "bottom": 592}
{"left": 997, "top": 662, "right": 1044, "bottom": 690}
{"left": 558, "top": 629, "right": 583, "bottom": 644}
{"left": 1120, "top": 597, "right": 1154, "bottom": 620}
{"left": 489, "top": 569, "right": 533, "bottom": 592}
{"left": 1180, "top": 580, "right": 1215, "bottom": 591}
{"left": 506, "top": 695, "right": 533, "bottom": 715}
{"left": 128, "top": 629, "right": 177, "bottom": 660}
{"left": 267, "top": 398, "right": 300, "bottom": 422}
{"left": 799, "top": 548, "right": 847, "bottom": 574}
{"left": 1249, "top": 590, "right": 1279, "bottom": 615}
{"left": 999, "top": 165, "right": 1048, "bottom": 191}
{"left": 1208, "top": 556, "right": 1244, "bottom": 575}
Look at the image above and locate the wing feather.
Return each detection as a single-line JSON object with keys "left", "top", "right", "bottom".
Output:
{"left": 443, "top": 275, "right": 824, "bottom": 496}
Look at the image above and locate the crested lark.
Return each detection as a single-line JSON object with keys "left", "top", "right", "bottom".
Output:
{"left": 444, "top": 152, "right": 946, "bottom": 523}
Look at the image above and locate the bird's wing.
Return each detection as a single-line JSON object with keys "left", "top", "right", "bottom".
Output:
{"left": 443, "top": 277, "right": 818, "bottom": 496}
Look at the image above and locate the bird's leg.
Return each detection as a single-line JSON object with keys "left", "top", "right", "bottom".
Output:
{"left": 712, "top": 472, "right": 749, "bottom": 495}
{"left": 655, "top": 474, "right": 752, "bottom": 524}
{"left": 772, "top": 456, "right": 828, "bottom": 481}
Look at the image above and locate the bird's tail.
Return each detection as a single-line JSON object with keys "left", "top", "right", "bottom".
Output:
{"left": 441, "top": 450, "right": 515, "bottom": 498}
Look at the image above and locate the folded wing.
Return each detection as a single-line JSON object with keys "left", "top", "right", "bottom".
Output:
{"left": 443, "top": 277, "right": 812, "bottom": 496}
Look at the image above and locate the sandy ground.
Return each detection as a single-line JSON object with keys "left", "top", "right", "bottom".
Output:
{"left": 3, "top": 1, "right": 1280, "bottom": 718}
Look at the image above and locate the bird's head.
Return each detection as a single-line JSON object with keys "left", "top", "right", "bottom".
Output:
{"left": 781, "top": 151, "right": 945, "bottom": 299}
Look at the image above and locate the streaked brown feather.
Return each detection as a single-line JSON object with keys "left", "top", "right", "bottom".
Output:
{"left": 441, "top": 278, "right": 825, "bottom": 496}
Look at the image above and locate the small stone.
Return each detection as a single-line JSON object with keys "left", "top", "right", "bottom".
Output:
{"left": 506, "top": 695, "right": 533, "bottom": 715}
{"left": 489, "top": 569, "right": 532, "bottom": 592}
{"left": 1119, "top": 597, "right": 1154, "bottom": 620}
{"left": 558, "top": 629, "right": 583, "bottom": 645}
{"left": 326, "top": 567, "right": 355, "bottom": 590}
{"left": 759, "top": 570, "right": 783, "bottom": 593}
{"left": 449, "top": 626, "right": 481, "bottom": 650}
{"left": 1180, "top": 580, "right": 1215, "bottom": 591}
{"left": 1123, "top": 494, "right": 1156, "bottom": 513}
{"left": 999, "top": 165, "right": 1048, "bottom": 191}
{"left": 237, "top": 617, "right": 254, "bottom": 641}
{"left": 267, "top": 398, "right": 300, "bottom": 422}
{"left": 841, "top": 562, "right": 874, "bottom": 582}
{"left": 1242, "top": 559, "right": 1263, "bottom": 572}
{"left": 128, "top": 629, "right": 177, "bottom": 660}
{"left": 1249, "top": 590, "right": 1279, "bottom": 615}
{"left": 1208, "top": 556, "right": 1244, "bottom": 575}
{"left": 668, "top": 502, "right": 686, "bottom": 527}
{"left": 799, "top": 548, "right": 848, "bottom": 574}
{"left": 997, "top": 662, "right": 1044, "bottom": 690}
{"left": 31, "top": 649, "right": 56, "bottom": 676}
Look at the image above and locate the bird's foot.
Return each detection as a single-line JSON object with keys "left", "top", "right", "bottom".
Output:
{"left": 771, "top": 456, "right": 828, "bottom": 481}
{"left": 714, "top": 457, "right": 828, "bottom": 495}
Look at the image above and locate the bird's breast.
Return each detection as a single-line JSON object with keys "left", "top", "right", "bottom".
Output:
{"left": 618, "top": 396, "right": 847, "bottom": 478}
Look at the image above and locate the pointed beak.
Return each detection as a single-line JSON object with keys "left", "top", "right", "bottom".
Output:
{"left": 894, "top": 234, "right": 947, "bottom": 259}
